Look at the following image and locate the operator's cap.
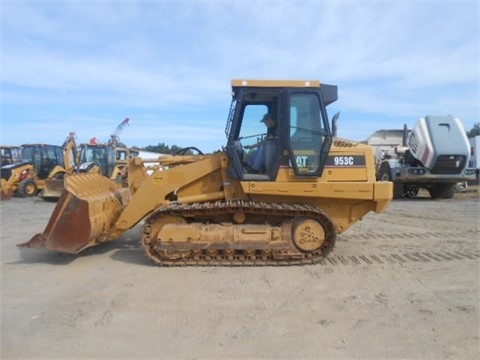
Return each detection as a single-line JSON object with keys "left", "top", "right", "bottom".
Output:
{"left": 260, "top": 113, "right": 273, "bottom": 123}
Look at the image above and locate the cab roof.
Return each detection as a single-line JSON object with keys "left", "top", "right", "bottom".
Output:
{"left": 230, "top": 79, "right": 338, "bottom": 106}
{"left": 231, "top": 79, "right": 321, "bottom": 88}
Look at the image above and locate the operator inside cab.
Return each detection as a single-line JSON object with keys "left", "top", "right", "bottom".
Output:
{"left": 246, "top": 113, "right": 278, "bottom": 172}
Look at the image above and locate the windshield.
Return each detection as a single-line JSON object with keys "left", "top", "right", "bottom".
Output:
{"left": 82, "top": 146, "right": 107, "bottom": 162}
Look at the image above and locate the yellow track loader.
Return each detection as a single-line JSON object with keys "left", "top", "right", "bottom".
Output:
{"left": 21, "top": 80, "right": 393, "bottom": 266}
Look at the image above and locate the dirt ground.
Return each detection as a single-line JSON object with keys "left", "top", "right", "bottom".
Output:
{"left": 1, "top": 189, "right": 479, "bottom": 359}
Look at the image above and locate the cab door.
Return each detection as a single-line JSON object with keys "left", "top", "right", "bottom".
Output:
{"left": 288, "top": 91, "right": 332, "bottom": 177}
{"left": 226, "top": 88, "right": 283, "bottom": 181}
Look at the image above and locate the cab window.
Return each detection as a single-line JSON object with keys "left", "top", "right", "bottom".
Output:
{"left": 289, "top": 93, "right": 326, "bottom": 175}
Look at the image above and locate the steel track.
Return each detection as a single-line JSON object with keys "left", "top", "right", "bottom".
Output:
{"left": 141, "top": 201, "right": 336, "bottom": 266}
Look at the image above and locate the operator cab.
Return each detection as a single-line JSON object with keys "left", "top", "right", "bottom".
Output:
{"left": 0, "top": 146, "right": 22, "bottom": 166}
{"left": 77, "top": 144, "right": 116, "bottom": 177}
{"left": 226, "top": 80, "right": 337, "bottom": 181}
{"left": 21, "top": 144, "right": 64, "bottom": 179}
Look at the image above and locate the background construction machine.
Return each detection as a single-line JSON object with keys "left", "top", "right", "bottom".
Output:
{"left": 41, "top": 119, "right": 132, "bottom": 200}
{"left": 0, "top": 146, "right": 23, "bottom": 199}
{"left": 40, "top": 133, "right": 78, "bottom": 200}
{"left": 1, "top": 146, "right": 25, "bottom": 199}
{"left": 0, "top": 133, "right": 77, "bottom": 200}
{"left": 76, "top": 143, "right": 129, "bottom": 182}
{"left": 21, "top": 79, "right": 392, "bottom": 266}
{"left": 368, "top": 115, "right": 476, "bottom": 199}
{"left": 1, "top": 144, "right": 64, "bottom": 199}
{"left": 77, "top": 118, "right": 131, "bottom": 184}
{"left": 1, "top": 145, "right": 22, "bottom": 166}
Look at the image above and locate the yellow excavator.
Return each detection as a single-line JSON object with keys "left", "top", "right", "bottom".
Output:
{"left": 21, "top": 80, "right": 393, "bottom": 266}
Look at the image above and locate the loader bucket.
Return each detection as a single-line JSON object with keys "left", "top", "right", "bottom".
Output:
{"left": 0, "top": 179, "right": 12, "bottom": 200}
{"left": 18, "top": 173, "right": 130, "bottom": 254}
{"left": 0, "top": 187, "right": 13, "bottom": 200}
{"left": 41, "top": 178, "right": 65, "bottom": 201}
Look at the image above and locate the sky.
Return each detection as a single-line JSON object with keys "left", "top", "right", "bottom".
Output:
{"left": 1, "top": 0, "right": 479, "bottom": 153}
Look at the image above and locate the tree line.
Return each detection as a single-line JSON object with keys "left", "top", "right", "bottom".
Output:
{"left": 141, "top": 142, "right": 195, "bottom": 154}
{"left": 466, "top": 123, "right": 480, "bottom": 138}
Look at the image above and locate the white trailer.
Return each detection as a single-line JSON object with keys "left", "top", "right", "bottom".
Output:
{"left": 367, "top": 115, "right": 477, "bottom": 199}
{"left": 468, "top": 136, "right": 479, "bottom": 169}
{"left": 468, "top": 135, "right": 480, "bottom": 183}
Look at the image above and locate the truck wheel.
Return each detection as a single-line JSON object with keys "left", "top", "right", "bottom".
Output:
{"left": 428, "top": 184, "right": 455, "bottom": 199}
{"left": 18, "top": 178, "right": 38, "bottom": 197}
{"left": 378, "top": 163, "right": 403, "bottom": 199}
{"left": 378, "top": 163, "right": 391, "bottom": 182}
{"left": 404, "top": 185, "right": 419, "bottom": 198}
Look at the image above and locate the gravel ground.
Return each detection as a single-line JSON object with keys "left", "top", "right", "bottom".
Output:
{"left": 1, "top": 189, "right": 479, "bottom": 359}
